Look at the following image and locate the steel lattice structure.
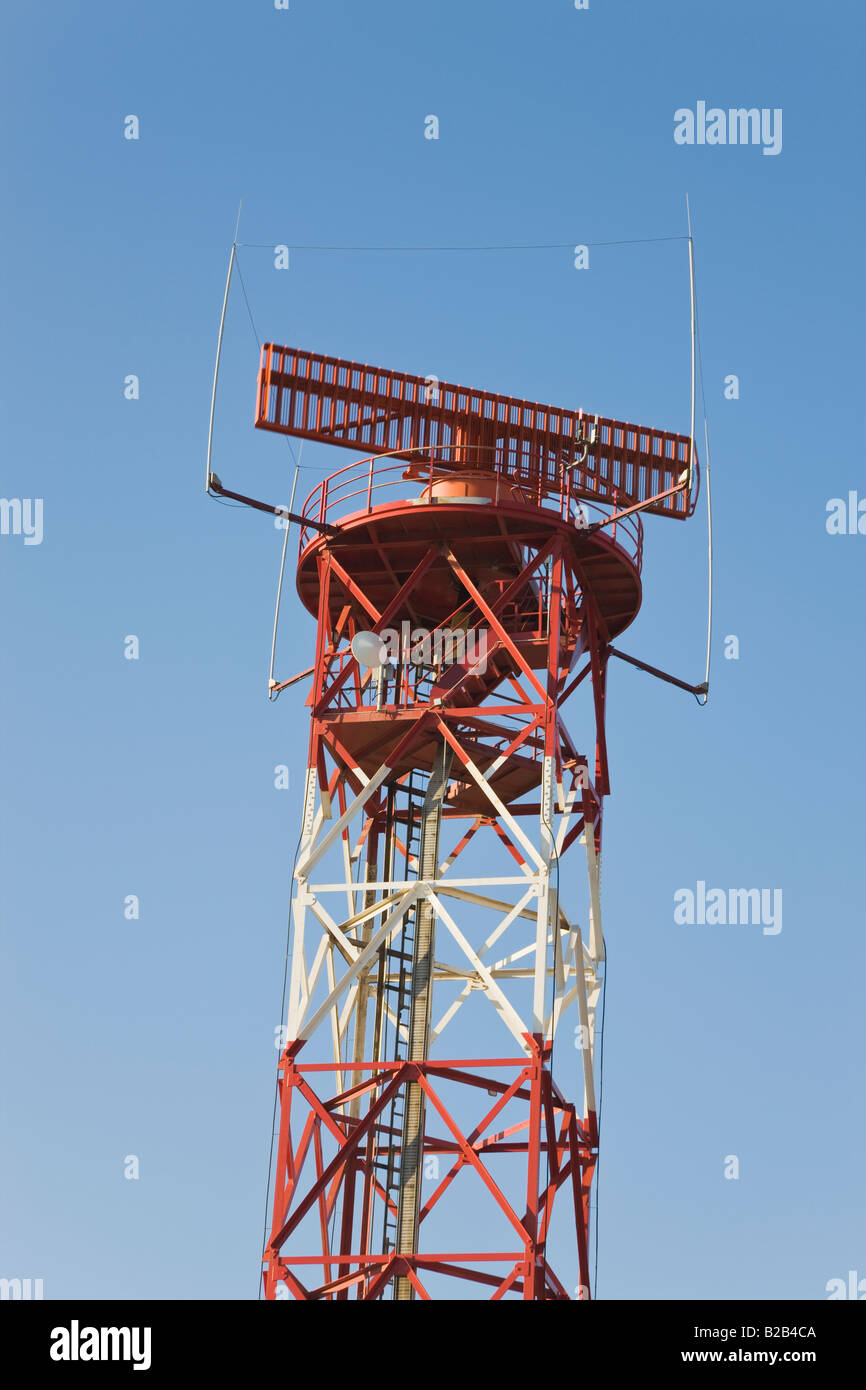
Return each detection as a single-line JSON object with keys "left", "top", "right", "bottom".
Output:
{"left": 215, "top": 344, "right": 700, "bottom": 1300}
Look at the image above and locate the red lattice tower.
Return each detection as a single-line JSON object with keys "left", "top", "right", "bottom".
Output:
{"left": 212, "top": 345, "right": 701, "bottom": 1300}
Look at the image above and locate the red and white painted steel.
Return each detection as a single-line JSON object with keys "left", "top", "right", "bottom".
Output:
{"left": 247, "top": 346, "right": 698, "bottom": 1300}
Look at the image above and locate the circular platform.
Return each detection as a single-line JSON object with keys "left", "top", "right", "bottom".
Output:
{"left": 298, "top": 493, "right": 642, "bottom": 640}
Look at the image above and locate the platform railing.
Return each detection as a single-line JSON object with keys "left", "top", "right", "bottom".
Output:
{"left": 298, "top": 449, "right": 643, "bottom": 571}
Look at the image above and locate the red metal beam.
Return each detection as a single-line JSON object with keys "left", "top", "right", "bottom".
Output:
{"left": 263, "top": 1049, "right": 594, "bottom": 1301}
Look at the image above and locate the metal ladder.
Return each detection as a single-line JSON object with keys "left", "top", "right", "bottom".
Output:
{"left": 379, "top": 768, "right": 427, "bottom": 1260}
{"left": 393, "top": 742, "right": 453, "bottom": 1299}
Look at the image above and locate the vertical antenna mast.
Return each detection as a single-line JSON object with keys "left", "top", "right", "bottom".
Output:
{"left": 205, "top": 201, "right": 242, "bottom": 492}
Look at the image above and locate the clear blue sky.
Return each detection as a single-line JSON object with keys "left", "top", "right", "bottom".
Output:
{"left": 2, "top": 0, "right": 864, "bottom": 1300}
